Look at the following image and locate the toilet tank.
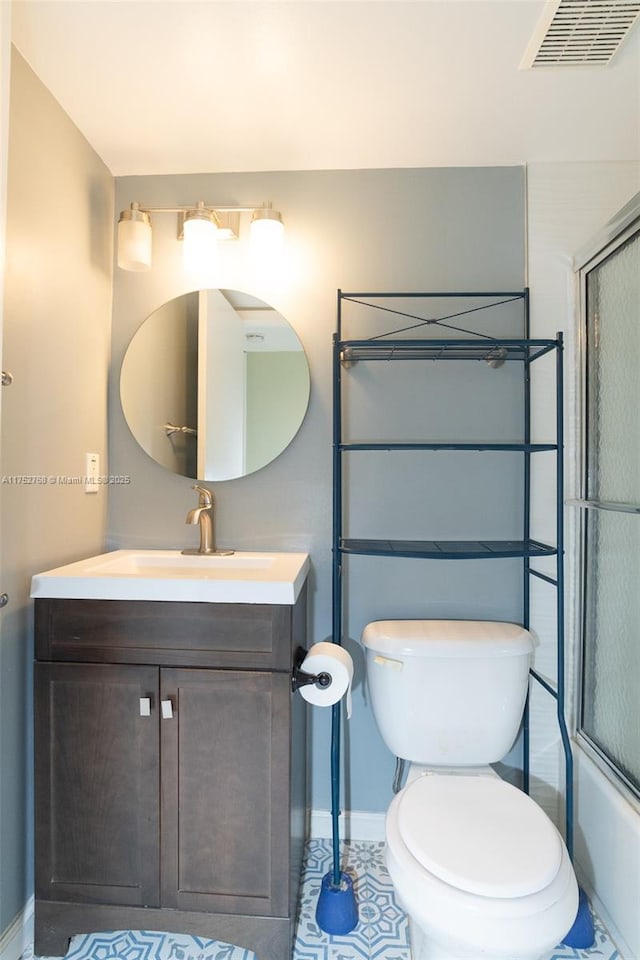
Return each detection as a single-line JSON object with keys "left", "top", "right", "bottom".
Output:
{"left": 362, "top": 620, "right": 534, "bottom": 765}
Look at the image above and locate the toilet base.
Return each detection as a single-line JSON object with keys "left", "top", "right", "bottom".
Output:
{"left": 410, "top": 917, "right": 489, "bottom": 960}
{"left": 409, "top": 918, "right": 485, "bottom": 960}
{"left": 409, "top": 917, "right": 453, "bottom": 960}
{"left": 408, "top": 917, "right": 553, "bottom": 960}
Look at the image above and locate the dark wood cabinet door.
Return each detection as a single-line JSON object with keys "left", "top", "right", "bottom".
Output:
{"left": 35, "top": 662, "right": 160, "bottom": 907}
{"left": 160, "top": 667, "right": 291, "bottom": 916}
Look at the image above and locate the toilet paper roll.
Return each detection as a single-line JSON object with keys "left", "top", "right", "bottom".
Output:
{"left": 298, "top": 642, "right": 354, "bottom": 718}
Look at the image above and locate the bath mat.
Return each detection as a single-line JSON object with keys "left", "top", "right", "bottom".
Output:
{"left": 61, "top": 930, "right": 257, "bottom": 960}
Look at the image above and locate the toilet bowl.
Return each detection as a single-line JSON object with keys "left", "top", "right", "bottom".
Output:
{"left": 385, "top": 771, "right": 579, "bottom": 960}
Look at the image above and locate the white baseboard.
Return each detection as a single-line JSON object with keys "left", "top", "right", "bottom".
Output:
{"left": 311, "top": 809, "right": 385, "bottom": 842}
{"left": 574, "top": 869, "right": 632, "bottom": 960}
{"left": 0, "top": 896, "right": 34, "bottom": 960}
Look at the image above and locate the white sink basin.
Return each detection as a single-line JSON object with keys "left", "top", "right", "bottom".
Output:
{"left": 30, "top": 549, "right": 310, "bottom": 605}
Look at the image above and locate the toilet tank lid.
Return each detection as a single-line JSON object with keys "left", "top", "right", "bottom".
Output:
{"left": 361, "top": 620, "right": 534, "bottom": 658}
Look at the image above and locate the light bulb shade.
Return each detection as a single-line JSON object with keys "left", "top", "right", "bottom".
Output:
{"left": 250, "top": 208, "right": 284, "bottom": 243}
{"left": 250, "top": 209, "right": 285, "bottom": 265}
{"left": 117, "top": 205, "right": 152, "bottom": 271}
{"left": 183, "top": 207, "right": 218, "bottom": 273}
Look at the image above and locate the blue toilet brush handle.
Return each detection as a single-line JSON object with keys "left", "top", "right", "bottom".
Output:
{"left": 330, "top": 700, "right": 341, "bottom": 887}
{"left": 315, "top": 697, "right": 358, "bottom": 936}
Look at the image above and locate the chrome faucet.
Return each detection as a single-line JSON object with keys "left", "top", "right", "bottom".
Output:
{"left": 182, "top": 485, "right": 234, "bottom": 556}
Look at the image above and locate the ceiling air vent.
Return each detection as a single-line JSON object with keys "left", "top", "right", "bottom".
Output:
{"left": 521, "top": 0, "right": 640, "bottom": 66}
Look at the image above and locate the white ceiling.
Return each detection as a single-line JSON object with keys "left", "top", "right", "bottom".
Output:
{"left": 10, "top": 0, "right": 640, "bottom": 177}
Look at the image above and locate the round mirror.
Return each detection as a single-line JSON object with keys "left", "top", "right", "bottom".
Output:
{"left": 120, "top": 289, "right": 310, "bottom": 481}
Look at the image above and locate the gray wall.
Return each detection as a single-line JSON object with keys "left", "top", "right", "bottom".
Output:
{"left": 109, "top": 166, "right": 525, "bottom": 814}
{"left": 0, "top": 51, "right": 113, "bottom": 932}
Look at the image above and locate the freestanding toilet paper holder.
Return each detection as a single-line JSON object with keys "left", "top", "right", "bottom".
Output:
{"left": 291, "top": 646, "right": 333, "bottom": 692}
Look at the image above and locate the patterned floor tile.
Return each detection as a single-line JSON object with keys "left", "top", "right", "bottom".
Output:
{"left": 25, "top": 930, "right": 256, "bottom": 960}
{"left": 62, "top": 930, "right": 256, "bottom": 960}
{"left": 293, "top": 840, "right": 621, "bottom": 960}
{"left": 26, "top": 839, "right": 622, "bottom": 960}
{"left": 292, "top": 840, "right": 410, "bottom": 960}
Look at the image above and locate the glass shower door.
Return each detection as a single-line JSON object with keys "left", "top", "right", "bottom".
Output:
{"left": 580, "top": 224, "right": 640, "bottom": 797}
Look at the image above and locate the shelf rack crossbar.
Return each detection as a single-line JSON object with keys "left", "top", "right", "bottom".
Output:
{"left": 340, "top": 441, "right": 558, "bottom": 452}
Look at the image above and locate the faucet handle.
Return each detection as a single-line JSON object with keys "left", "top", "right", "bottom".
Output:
{"left": 192, "top": 484, "right": 213, "bottom": 507}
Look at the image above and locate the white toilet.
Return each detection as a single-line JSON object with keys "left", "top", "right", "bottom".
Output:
{"left": 362, "top": 619, "right": 579, "bottom": 960}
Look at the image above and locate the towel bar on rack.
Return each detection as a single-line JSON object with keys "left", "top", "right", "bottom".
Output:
{"left": 567, "top": 498, "right": 640, "bottom": 515}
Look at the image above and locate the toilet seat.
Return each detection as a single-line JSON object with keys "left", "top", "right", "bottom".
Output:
{"left": 386, "top": 774, "right": 579, "bottom": 960}
{"left": 396, "top": 774, "right": 563, "bottom": 898}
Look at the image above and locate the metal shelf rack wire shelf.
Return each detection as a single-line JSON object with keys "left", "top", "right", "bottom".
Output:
{"left": 332, "top": 288, "right": 575, "bottom": 857}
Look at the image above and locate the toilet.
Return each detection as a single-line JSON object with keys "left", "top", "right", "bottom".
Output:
{"left": 362, "top": 619, "right": 579, "bottom": 960}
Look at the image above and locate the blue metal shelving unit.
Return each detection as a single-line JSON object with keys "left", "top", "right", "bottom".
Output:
{"left": 331, "top": 288, "right": 574, "bottom": 856}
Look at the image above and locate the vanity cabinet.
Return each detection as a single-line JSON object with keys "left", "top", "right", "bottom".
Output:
{"left": 34, "top": 592, "right": 307, "bottom": 960}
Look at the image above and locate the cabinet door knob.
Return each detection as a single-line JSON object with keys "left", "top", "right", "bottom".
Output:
{"left": 161, "top": 699, "right": 174, "bottom": 720}
{"left": 139, "top": 697, "right": 151, "bottom": 717}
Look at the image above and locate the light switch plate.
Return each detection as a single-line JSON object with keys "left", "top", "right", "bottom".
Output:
{"left": 85, "top": 452, "right": 99, "bottom": 494}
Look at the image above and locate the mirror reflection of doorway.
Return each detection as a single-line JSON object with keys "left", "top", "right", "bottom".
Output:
{"left": 120, "top": 289, "right": 310, "bottom": 481}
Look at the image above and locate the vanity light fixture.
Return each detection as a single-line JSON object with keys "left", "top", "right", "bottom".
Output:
{"left": 117, "top": 202, "right": 152, "bottom": 272}
{"left": 249, "top": 205, "right": 285, "bottom": 262}
{"left": 250, "top": 205, "right": 284, "bottom": 240}
{"left": 116, "top": 200, "right": 285, "bottom": 272}
{"left": 182, "top": 201, "right": 218, "bottom": 273}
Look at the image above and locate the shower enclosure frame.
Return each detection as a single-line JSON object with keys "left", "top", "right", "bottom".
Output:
{"left": 572, "top": 194, "right": 640, "bottom": 803}
{"left": 331, "top": 289, "right": 574, "bottom": 854}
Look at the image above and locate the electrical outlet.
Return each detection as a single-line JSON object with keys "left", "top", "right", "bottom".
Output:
{"left": 85, "top": 452, "right": 100, "bottom": 494}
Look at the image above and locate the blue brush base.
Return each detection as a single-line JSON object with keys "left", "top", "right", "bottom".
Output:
{"left": 562, "top": 888, "right": 595, "bottom": 949}
{"left": 316, "top": 871, "right": 359, "bottom": 935}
